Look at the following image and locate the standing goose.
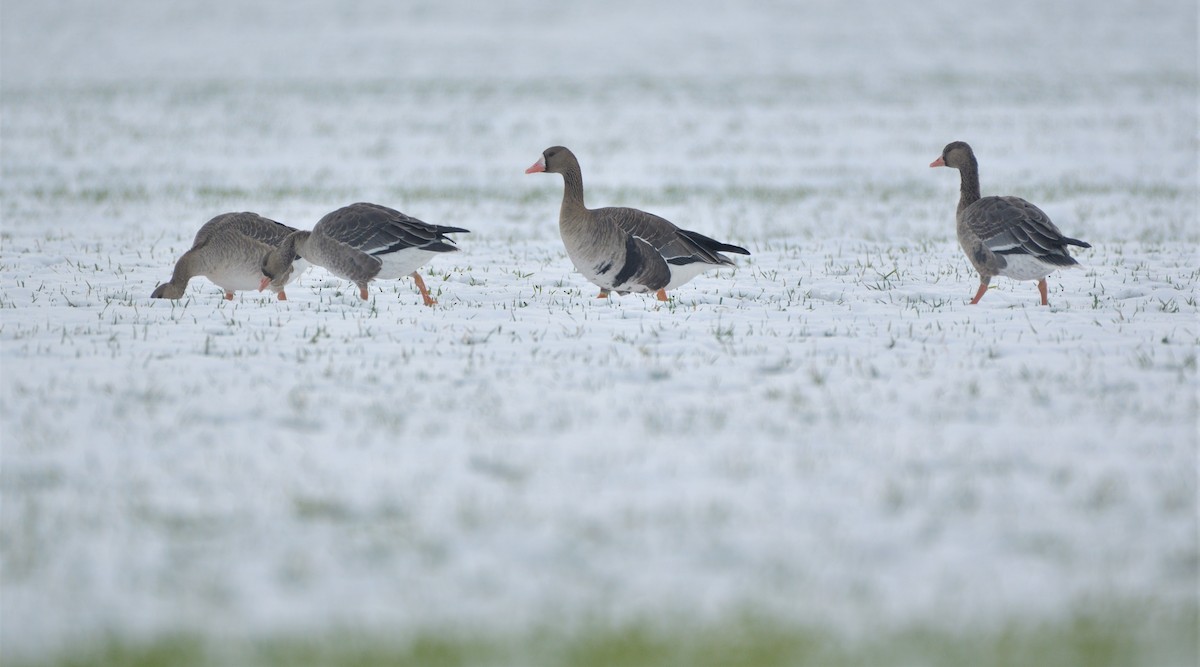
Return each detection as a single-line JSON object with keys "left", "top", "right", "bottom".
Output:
{"left": 151, "top": 211, "right": 309, "bottom": 301}
{"left": 931, "top": 141, "right": 1091, "bottom": 306}
{"left": 525, "top": 146, "right": 749, "bottom": 301}
{"left": 259, "top": 202, "right": 468, "bottom": 305}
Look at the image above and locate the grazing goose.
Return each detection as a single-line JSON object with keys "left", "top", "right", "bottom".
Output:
{"left": 525, "top": 146, "right": 749, "bottom": 301}
{"left": 259, "top": 202, "right": 468, "bottom": 305}
{"left": 930, "top": 141, "right": 1091, "bottom": 306}
{"left": 151, "top": 212, "right": 309, "bottom": 301}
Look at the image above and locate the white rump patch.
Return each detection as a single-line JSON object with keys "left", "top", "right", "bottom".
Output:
{"left": 998, "top": 254, "right": 1056, "bottom": 281}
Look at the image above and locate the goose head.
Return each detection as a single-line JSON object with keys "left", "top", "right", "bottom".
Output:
{"left": 150, "top": 281, "right": 186, "bottom": 299}
{"left": 930, "top": 141, "right": 975, "bottom": 169}
{"left": 525, "top": 146, "right": 578, "bottom": 175}
{"left": 258, "top": 247, "right": 299, "bottom": 292}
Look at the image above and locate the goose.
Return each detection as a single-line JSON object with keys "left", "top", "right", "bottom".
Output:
{"left": 931, "top": 141, "right": 1091, "bottom": 306}
{"left": 151, "top": 211, "right": 309, "bottom": 301}
{"left": 259, "top": 202, "right": 468, "bottom": 305}
{"left": 525, "top": 146, "right": 749, "bottom": 301}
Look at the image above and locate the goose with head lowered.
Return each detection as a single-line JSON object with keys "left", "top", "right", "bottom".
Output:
{"left": 525, "top": 146, "right": 749, "bottom": 301}
{"left": 259, "top": 202, "right": 468, "bottom": 305}
{"left": 151, "top": 211, "right": 309, "bottom": 301}
{"left": 930, "top": 141, "right": 1091, "bottom": 306}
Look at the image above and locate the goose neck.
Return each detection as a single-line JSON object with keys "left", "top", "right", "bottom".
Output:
{"left": 283, "top": 230, "right": 311, "bottom": 259}
{"left": 957, "top": 157, "right": 982, "bottom": 212}
{"left": 558, "top": 165, "right": 587, "bottom": 215}
{"left": 168, "top": 249, "right": 200, "bottom": 288}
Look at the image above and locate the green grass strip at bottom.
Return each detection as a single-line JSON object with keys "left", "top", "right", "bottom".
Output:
{"left": 12, "top": 607, "right": 1198, "bottom": 667}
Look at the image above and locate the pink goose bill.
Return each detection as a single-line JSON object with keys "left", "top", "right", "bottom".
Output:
{"left": 525, "top": 156, "right": 546, "bottom": 174}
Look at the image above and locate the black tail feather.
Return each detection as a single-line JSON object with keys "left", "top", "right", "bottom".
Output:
{"left": 679, "top": 229, "right": 751, "bottom": 256}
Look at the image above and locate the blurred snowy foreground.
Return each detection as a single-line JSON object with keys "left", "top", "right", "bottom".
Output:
{"left": 1, "top": 0, "right": 1196, "bottom": 665}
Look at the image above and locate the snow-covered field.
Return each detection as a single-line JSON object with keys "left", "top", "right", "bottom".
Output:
{"left": 2, "top": 1, "right": 1197, "bottom": 665}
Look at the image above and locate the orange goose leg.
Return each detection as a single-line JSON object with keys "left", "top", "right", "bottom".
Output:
{"left": 969, "top": 282, "right": 988, "bottom": 305}
{"left": 276, "top": 291, "right": 287, "bottom": 301}
{"left": 596, "top": 290, "right": 610, "bottom": 299}
{"left": 656, "top": 288, "right": 669, "bottom": 302}
{"left": 411, "top": 272, "right": 436, "bottom": 307}
{"left": 224, "top": 291, "right": 235, "bottom": 300}
{"left": 358, "top": 285, "right": 370, "bottom": 301}
{"left": 1037, "top": 279, "right": 1049, "bottom": 306}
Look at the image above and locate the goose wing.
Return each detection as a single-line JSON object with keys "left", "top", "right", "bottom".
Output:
{"left": 610, "top": 233, "right": 671, "bottom": 293}
{"left": 318, "top": 203, "right": 469, "bottom": 257}
{"left": 966, "top": 196, "right": 1090, "bottom": 267}
{"left": 226, "top": 213, "right": 298, "bottom": 247}
{"left": 602, "top": 207, "right": 747, "bottom": 267}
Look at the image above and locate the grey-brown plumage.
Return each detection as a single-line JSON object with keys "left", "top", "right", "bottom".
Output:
{"left": 259, "top": 202, "right": 468, "bottom": 304}
{"left": 151, "top": 211, "right": 307, "bottom": 300}
{"left": 525, "top": 146, "right": 749, "bottom": 301}
{"left": 930, "top": 141, "right": 1090, "bottom": 306}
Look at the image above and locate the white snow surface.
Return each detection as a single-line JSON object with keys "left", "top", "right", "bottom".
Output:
{"left": 1, "top": 0, "right": 1197, "bottom": 659}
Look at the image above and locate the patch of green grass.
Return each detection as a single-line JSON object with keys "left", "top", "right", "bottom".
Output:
{"left": 25, "top": 635, "right": 207, "bottom": 667}
{"left": 10, "top": 606, "right": 1196, "bottom": 667}
{"left": 245, "top": 634, "right": 490, "bottom": 667}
